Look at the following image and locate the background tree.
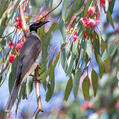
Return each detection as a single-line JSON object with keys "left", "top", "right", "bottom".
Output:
{"left": 0, "top": 0, "right": 118, "bottom": 118}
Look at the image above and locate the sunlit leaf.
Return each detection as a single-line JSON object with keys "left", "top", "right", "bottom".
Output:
{"left": 91, "top": 70, "right": 98, "bottom": 96}
{"left": 82, "top": 76, "right": 90, "bottom": 100}
{"left": 67, "top": 53, "right": 75, "bottom": 74}
{"left": 26, "top": 77, "right": 33, "bottom": 98}
{"left": 107, "top": 11, "right": 114, "bottom": 29}
{"left": 73, "top": 69, "right": 82, "bottom": 98}
{"left": 64, "top": 77, "right": 73, "bottom": 101}
{"left": 62, "top": 0, "right": 70, "bottom": 22}
{"left": 104, "top": 56, "right": 110, "bottom": 72}
{"left": 109, "top": 0, "right": 115, "bottom": 14}
{"left": 86, "top": 40, "right": 92, "bottom": 58}
{"left": 101, "top": 37, "right": 107, "bottom": 56}
{"left": 96, "top": 55, "right": 104, "bottom": 79}
{"left": 93, "top": 32, "right": 100, "bottom": 54}
{"left": 0, "top": 0, "right": 9, "bottom": 18}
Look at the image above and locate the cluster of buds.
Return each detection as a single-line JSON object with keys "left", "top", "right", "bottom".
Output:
{"left": 8, "top": 40, "right": 25, "bottom": 63}
{"left": 79, "top": 6, "right": 100, "bottom": 39}
{"left": 73, "top": 29, "right": 78, "bottom": 42}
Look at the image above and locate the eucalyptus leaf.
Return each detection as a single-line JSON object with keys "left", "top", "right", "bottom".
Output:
{"left": 107, "top": 11, "right": 114, "bottom": 29}
{"left": 73, "top": 69, "right": 82, "bottom": 98}
{"left": 86, "top": 40, "right": 92, "bottom": 58}
{"left": 91, "top": 70, "right": 98, "bottom": 96}
{"left": 8, "top": 58, "right": 17, "bottom": 93}
{"left": 82, "top": 76, "right": 90, "bottom": 100}
{"left": 64, "top": 77, "right": 73, "bottom": 101}
{"left": 62, "top": 0, "right": 70, "bottom": 22}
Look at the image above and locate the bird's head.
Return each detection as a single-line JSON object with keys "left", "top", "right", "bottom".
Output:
{"left": 29, "top": 21, "right": 49, "bottom": 32}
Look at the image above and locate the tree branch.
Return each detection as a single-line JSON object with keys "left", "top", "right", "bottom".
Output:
{"left": 33, "top": 66, "right": 44, "bottom": 119}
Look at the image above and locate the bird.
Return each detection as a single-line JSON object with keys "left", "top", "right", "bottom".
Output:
{"left": 5, "top": 21, "right": 49, "bottom": 113}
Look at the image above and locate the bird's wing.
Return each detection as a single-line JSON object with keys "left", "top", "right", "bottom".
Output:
{"left": 16, "top": 35, "right": 42, "bottom": 86}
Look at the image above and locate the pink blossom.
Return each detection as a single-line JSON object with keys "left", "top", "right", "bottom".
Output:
{"left": 16, "top": 41, "right": 25, "bottom": 51}
{"left": 84, "top": 32, "right": 87, "bottom": 39}
{"left": 73, "top": 30, "right": 78, "bottom": 36}
{"left": 100, "top": 0, "right": 111, "bottom": 7}
{"left": 8, "top": 42, "right": 14, "bottom": 48}
{"left": 88, "top": 7, "right": 95, "bottom": 15}
{"left": 115, "top": 102, "right": 119, "bottom": 110}
{"left": 73, "top": 36, "right": 78, "bottom": 42}
{"left": 9, "top": 55, "right": 16, "bottom": 63}
{"left": 80, "top": 18, "right": 99, "bottom": 27}
{"left": 15, "top": 17, "right": 22, "bottom": 29}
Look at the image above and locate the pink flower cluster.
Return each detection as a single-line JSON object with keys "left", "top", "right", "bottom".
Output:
{"left": 79, "top": 6, "right": 100, "bottom": 39}
{"left": 9, "top": 55, "right": 16, "bottom": 63}
{"left": 16, "top": 40, "right": 25, "bottom": 51}
{"left": 15, "top": 17, "right": 22, "bottom": 29}
{"left": 80, "top": 17, "right": 100, "bottom": 28}
{"left": 8, "top": 40, "right": 25, "bottom": 63}
{"left": 8, "top": 42, "right": 14, "bottom": 48}
{"left": 73, "top": 29, "right": 78, "bottom": 42}
{"left": 100, "top": 0, "right": 111, "bottom": 7}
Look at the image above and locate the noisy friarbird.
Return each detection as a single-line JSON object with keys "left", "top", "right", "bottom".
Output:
{"left": 5, "top": 21, "right": 49, "bottom": 112}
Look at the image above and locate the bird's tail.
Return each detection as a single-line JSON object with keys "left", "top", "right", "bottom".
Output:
{"left": 5, "top": 81, "right": 19, "bottom": 113}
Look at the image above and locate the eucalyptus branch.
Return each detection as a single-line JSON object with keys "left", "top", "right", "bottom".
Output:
{"left": 33, "top": 66, "right": 43, "bottom": 119}
{"left": 39, "top": 0, "right": 63, "bottom": 21}
{"left": 18, "top": 0, "right": 28, "bottom": 37}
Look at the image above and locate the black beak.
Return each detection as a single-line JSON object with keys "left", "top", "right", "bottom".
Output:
{"left": 29, "top": 21, "right": 49, "bottom": 32}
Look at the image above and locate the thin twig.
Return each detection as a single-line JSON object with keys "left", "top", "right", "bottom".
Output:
{"left": 39, "top": 0, "right": 63, "bottom": 21}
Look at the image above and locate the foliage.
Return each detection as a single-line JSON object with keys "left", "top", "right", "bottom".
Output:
{"left": 0, "top": 0, "right": 118, "bottom": 115}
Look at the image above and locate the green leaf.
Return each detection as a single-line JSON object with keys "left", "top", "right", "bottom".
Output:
{"left": 59, "top": 19, "right": 66, "bottom": 43}
{"left": 46, "top": 83, "right": 52, "bottom": 102}
{"left": 0, "top": 0, "right": 9, "bottom": 18}
{"left": 86, "top": 40, "right": 92, "bottom": 58}
{"left": 101, "top": 37, "right": 107, "bottom": 56}
{"left": 73, "top": 69, "right": 82, "bottom": 98}
{"left": 109, "top": 0, "right": 115, "bottom": 14}
{"left": 67, "top": 53, "right": 75, "bottom": 74}
{"left": 104, "top": 57, "right": 110, "bottom": 72}
{"left": 61, "top": 44, "right": 68, "bottom": 73}
{"left": 91, "top": 70, "right": 98, "bottom": 96}
{"left": 9, "top": 58, "right": 17, "bottom": 93}
{"left": 10, "top": 0, "right": 21, "bottom": 19}
{"left": 84, "top": 0, "right": 93, "bottom": 15}
{"left": 64, "top": 77, "right": 73, "bottom": 101}
{"left": 22, "top": 82, "right": 27, "bottom": 99}
{"left": 41, "top": 23, "right": 58, "bottom": 64}
{"left": 26, "top": 77, "right": 33, "bottom": 98}
{"left": 0, "top": 27, "right": 5, "bottom": 38}
{"left": 96, "top": 55, "right": 104, "bottom": 79}
{"left": 82, "top": 76, "right": 90, "bottom": 100}
{"left": 107, "top": 11, "right": 114, "bottom": 29}
{"left": 46, "top": 73, "right": 55, "bottom": 102}
{"left": 0, "top": 75, "right": 2, "bottom": 85}
{"left": 65, "top": 0, "right": 75, "bottom": 20}
{"left": 16, "top": 82, "right": 25, "bottom": 113}
{"left": 93, "top": 32, "right": 100, "bottom": 54}
{"left": 45, "top": 54, "right": 60, "bottom": 101}
{"left": 37, "top": 68, "right": 50, "bottom": 82}
{"left": 62, "top": 0, "right": 70, "bottom": 22}
{"left": 66, "top": 0, "right": 84, "bottom": 22}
